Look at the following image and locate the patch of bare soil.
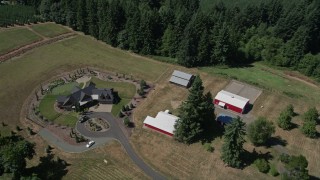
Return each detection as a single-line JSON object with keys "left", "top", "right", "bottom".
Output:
{"left": 46, "top": 124, "right": 85, "bottom": 146}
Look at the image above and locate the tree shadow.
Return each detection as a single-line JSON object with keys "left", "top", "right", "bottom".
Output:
{"left": 199, "top": 121, "right": 224, "bottom": 144}
{"left": 309, "top": 175, "right": 320, "bottom": 180}
{"left": 241, "top": 149, "right": 273, "bottom": 168}
{"left": 27, "top": 154, "right": 69, "bottom": 180}
{"left": 266, "top": 136, "right": 287, "bottom": 147}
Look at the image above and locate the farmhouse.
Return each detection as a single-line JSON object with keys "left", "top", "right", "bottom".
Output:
{"left": 56, "top": 83, "right": 116, "bottom": 110}
{"left": 214, "top": 90, "right": 249, "bottom": 114}
{"left": 143, "top": 110, "right": 179, "bottom": 137}
{"left": 169, "top": 70, "right": 194, "bottom": 88}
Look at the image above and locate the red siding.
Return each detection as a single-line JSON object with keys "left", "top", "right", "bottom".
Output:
{"left": 144, "top": 124, "right": 173, "bottom": 136}
{"left": 214, "top": 99, "right": 245, "bottom": 114}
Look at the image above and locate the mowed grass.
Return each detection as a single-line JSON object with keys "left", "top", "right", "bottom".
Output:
{"left": 0, "top": 28, "right": 41, "bottom": 55}
{"left": 200, "top": 62, "right": 320, "bottom": 104}
{"left": 112, "top": 99, "right": 131, "bottom": 117}
{"left": 39, "top": 94, "right": 60, "bottom": 121}
{"left": 30, "top": 23, "right": 70, "bottom": 38}
{"left": 91, "top": 77, "right": 136, "bottom": 99}
{"left": 64, "top": 142, "right": 148, "bottom": 180}
{"left": 55, "top": 112, "right": 78, "bottom": 127}
{"left": 51, "top": 82, "right": 78, "bottom": 95}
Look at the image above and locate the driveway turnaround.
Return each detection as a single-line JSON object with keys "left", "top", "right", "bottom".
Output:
{"left": 39, "top": 112, "right": 166, "bottom": 180}
{"left": 76, "top": 112, "right": 166, "bottom": 180}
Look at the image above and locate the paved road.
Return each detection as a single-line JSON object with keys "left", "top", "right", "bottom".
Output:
{"left": 76, "top": 112, "right": 166, "bottom": 180}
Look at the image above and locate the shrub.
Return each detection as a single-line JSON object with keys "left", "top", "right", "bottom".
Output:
{"left": 304, "top": 107, "right": 319, "bottom": 123}
{"left": 122, "top": 105, "right": 126, "bottom": 112}
{"left": 16, "top": 125, "right": 21, "bottom": 131}
{"left": 203, "top": 143, "right": 214, "bottom": 152}
{"left": 125, "top": 105, "right": 130, "bottom": 111}
{"left": 269, "top": 163, "right": 279, "bottom": 176}
{"left": 130, "top": 103, "right": 135, "bottom": 109}
{"left": 285, "top": 104, "right": 295, "bottom": 117}
{"left": 118, "top": 111, "right": 125, "bottom": 118}
{"left": 123, "top": 117, "right": 130, "bottom": 127}
{"left": 301, "top": 120, "right": 317, "bottom": 138}
{"left": 279, "top": 153, "right": 290, "bottom": 163}
{"left": 140, "top": 80, "right": 147, "bottom": 89}
{"left": 137, "top": 88, "right": 145, "bottom": 96}
{"left": 254, "top": 158, "right": 270, "bottom": 173}
{"left": 277, "top": 111, "right": 292, "bottom": 130}
{"left": 247, "top": 117, "right": 275, "bottom": 146}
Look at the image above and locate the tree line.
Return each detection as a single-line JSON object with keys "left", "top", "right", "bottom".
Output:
{"left": 2, "top": 0, "right": 320, "bottom": 80}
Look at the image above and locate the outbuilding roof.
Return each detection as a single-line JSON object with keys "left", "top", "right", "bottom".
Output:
{"left": 169, "top": 70, "right": 193, "bottom": 87}
{"left": 143, "top": 111, "right": 179, "bottom": 135}
{"left": 215, "top": 90, "right": 249, "bottom": 109}
{"left": 172, "top": 70, "right": 193, "bottom": 80}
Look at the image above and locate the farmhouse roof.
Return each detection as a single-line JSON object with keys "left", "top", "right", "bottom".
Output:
{"left": 215, "top": 90, "right": 249, "bottom": 109}
{"left": 143, "top": 111, "right": 179, "bottom": 135}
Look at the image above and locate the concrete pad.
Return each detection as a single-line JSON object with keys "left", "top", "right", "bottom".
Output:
{"left": 89, "top": 104, "right": 113, "bottom": 112}
{"left": 76, "top": 75, "right": 91, "bottom": 84}
{"left": 224, "top": 80, "right": 262, "bottom": 104}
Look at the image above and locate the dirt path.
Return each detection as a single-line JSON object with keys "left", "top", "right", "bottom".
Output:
{"left": 26, "top": 26, "right": 48, "bottom": 40}
{"left": 0, "top": 32, "right": 76, "bottom": 62}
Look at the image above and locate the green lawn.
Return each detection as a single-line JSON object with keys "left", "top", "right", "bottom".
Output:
{"left": 55, "top": 112, "right": 78, "bottom": 127}
{"left": 0, "top": 28, "right": 41, "bottom": 55}
{"left": 39, "top": 94, "right": 61, "bottom": 121}
{"left": 111, "top": 99, "right": 131, "bottom": 117}
{"left": 200, "top": 62, "right": 320, "bottom": 103}
{"left": 51, "top": 82, "right": 79, "bottom": 95}
{"left": 91, "top": 77, "right": 136, "bottom": 99}
{"left": 30, "top": 23, "right": 70, "bottom": 38}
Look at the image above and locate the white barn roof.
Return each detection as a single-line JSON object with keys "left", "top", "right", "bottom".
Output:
{"left": 169, "top": 70, "right": 193, "bottom": 87}
{"left": 143, "top": 111, "right": 179, "bottom": 135}
{"left": 215, "top": 90, "right": 249, "bottom": 109}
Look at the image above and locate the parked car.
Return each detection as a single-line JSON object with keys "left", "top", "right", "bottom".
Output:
{"left": 79, "top": 115, "right": 89, "bottom": 123}
{"left": 86, "top": 140, "right": 95, "bottom": 148}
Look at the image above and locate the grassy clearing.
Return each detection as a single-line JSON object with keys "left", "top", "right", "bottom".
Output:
{"left": 200, "top": 62, "right": 320, "bottom": 104}
{"left": 64, "top": 142, "right": 147, "bottom": 180}
{"left": 55, "top": 112, "right": 78, "bottom": 127}
{"left": 91, "top": 77, "right": 136, "bottom": 99}
{"left": 39, "top": 94, "right": 60, "bottom": 121}
{"left": 0, "top": 28, "right": 41, "bottom": 55}
{"left": 112, "top": 98, "right": 131, "bottom": 117}
{"left": 30, "top": 23, "right": 70, "bottom": 38}
{"left": 51, "top": 82, "right": 78, "bottom": 95}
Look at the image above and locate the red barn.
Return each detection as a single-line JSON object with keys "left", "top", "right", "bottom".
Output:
{"left": 214, "top": 90, "right": 249, "bottom": 114}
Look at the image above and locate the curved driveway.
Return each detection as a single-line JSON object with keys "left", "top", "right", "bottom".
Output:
{"left": 76, "top": 112, "right": 166, "bottom": 180}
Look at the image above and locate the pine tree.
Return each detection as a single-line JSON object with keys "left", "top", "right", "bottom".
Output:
{"left": 248, "top": 117, "right": 275, "bottom": 146}
{"left": 277, "top": 111, "right": 292, "bottom": 130}
{"left": 174, "top": 76, "right": 215, "bottom": 144}
{"left": 76, "top": 0, "right": 88, "bottom": 34}
{"left": 221, "top": 117, "right": 246, "bottom": 168}
{"left": 86, "top": 0, "right": 98, "bottom": 38}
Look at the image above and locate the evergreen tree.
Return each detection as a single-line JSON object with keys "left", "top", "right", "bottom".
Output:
{"left": 221, "top": 117, "right": 246, "bottom": 168}
{"left": 86, "top": 0, "right": 98, "bottom": 38}
{"left": 277, "top": 111, "right": 293, "bottom": 130}
{"left": 301, "top": 120, "right": 317, "bottom": 138}
{"left": 197, "top": 30, "right": 211, "bottom": 66}
{"left": 76, "top": 0, "right": 88, "bottom": 33}
{"left": 210, "top": 22, "right": 231, "bottom": 64}
{"left": 174, "top": 76, "right": 215, "bottom": 143}
{"left": 304, "top": 107, "right": 319, "bottom": 123}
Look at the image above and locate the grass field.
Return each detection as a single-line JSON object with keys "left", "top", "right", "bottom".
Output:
{"left": 30, "top": 23, "right": 70, "bottom": 38}
{"left": 1, "top": 25, "right": 319, "bottom": 179}
{"left": 200, "top": 63, "right": 320, "bottom": 104}
{"left": 0, "top": 28, "right": 41, "bottom": 55}
{"left": 51, "top": 82, "right": 78, "bottom": 95}
{"left": 55, "top": 113, "right": 78, "bottom": 127}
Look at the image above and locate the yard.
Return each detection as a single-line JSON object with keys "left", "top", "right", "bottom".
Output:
{"left": 0, "top": 25, "right": 320, "bottom": 179}
{"left": 51, "top": 82, "right": 79, "bottom": 96}
{"left": 0, "top": 28, "right": 41, "bottom": 55}
{"left": 30, "top": 23, "right": 70, "bottom": 38}
{"left": 90, "top": 77, "right": 136, "bottom": 116}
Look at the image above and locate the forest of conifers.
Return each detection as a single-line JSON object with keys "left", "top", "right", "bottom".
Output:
{"left": 1, "top": 0, "right": 320, "bottom": 80}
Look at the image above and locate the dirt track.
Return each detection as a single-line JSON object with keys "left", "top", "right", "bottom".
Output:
{"left": 0, "top": 32, "right": 76, "bottom": 62}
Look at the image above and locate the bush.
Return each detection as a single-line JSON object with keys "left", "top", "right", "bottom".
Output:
{"left": 247, "top": 117, "right": 275, "bottom": 146}
{"left": 118, "top": 111, "right": 125, "bottom": 118}
{"left": 254, "top": 158, "right": 270, "bottom": 173}
{"left": 123, "top": 117, "right": 130, "bottom": 127}
{"left": 279, "top": 153, "right": 290, "bottom": 163}
{"left": 304, "top": 107, "right": 319, "bottom": 123}
{"left": 203, "top": 143, "right": 214, "bottom": 152}
{"left": 269, "top": 164, "right": 279, "bottom": 176}
{"left": 277, "top": 111, "right": 292, "bottom": 130}
{"left": 301, "top": 120, "right": 317, "bottom": 138}
{"left": 140, "top": 80, "right": 147, "bottom": 89}
{"left": 285, "top": 104, "right": 295, "bottom": 117}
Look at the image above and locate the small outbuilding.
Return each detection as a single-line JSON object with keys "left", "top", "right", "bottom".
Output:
{"left": 214, "top": 90, "right": 249, "bottom": 114}
{"left": 169, "top": 70, "right": 194, "bottom": 88}
{"left": 143, "top": 110, "right": 179, "bottom": 137}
